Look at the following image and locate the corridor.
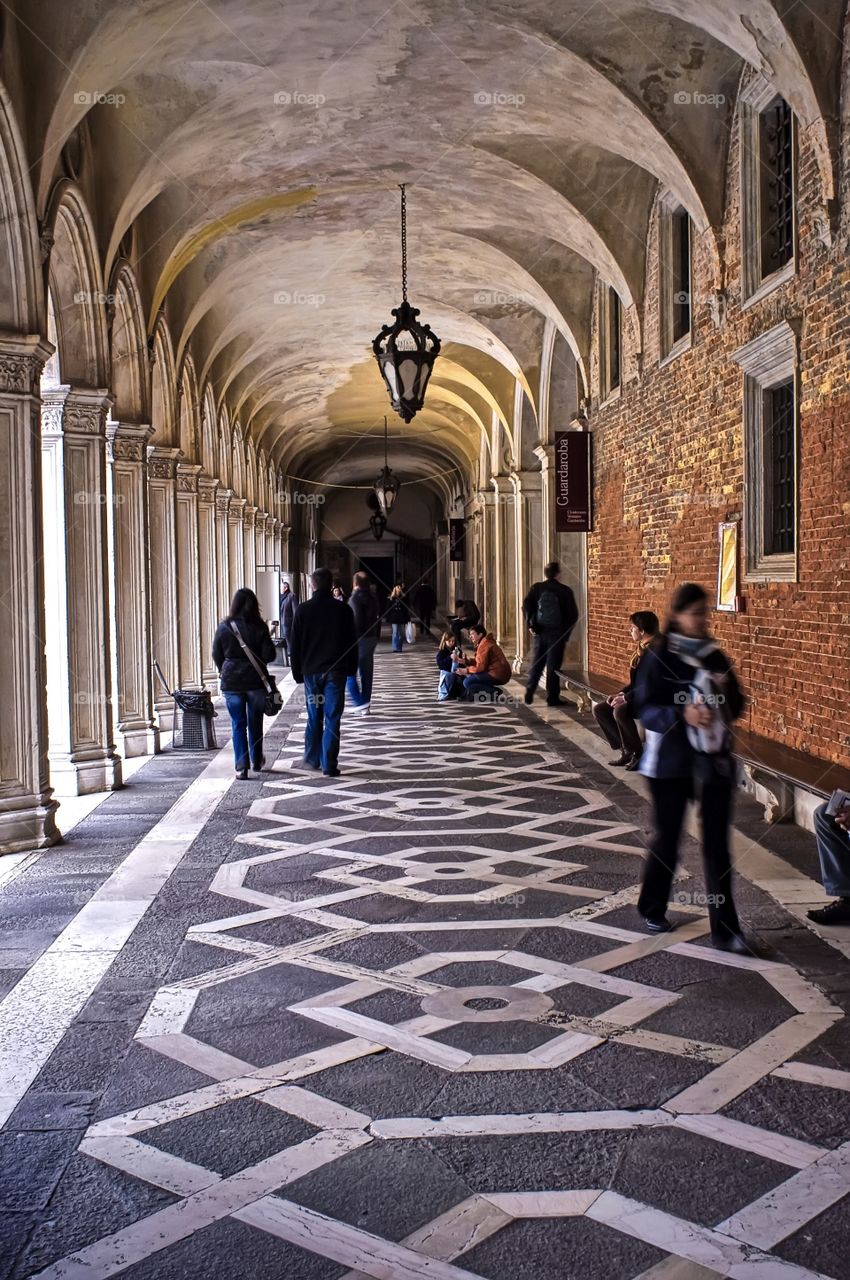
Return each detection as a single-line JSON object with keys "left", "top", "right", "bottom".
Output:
{"left": 1, "top": 646, "right": 848, "bottom": 1280}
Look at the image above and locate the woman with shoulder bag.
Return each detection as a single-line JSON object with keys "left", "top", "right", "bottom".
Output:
{"left": 212, "top": 588, "right": 278, "bottom": 779}
{"left": 385, "top": 583, "right": 410, "bottom": 653}
{"left": 633, "top": 582, "right": 756, "bottom": 954}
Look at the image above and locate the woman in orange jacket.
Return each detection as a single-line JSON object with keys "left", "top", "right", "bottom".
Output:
{"left": 455, "top": 623, "right": 511, "bottom": 698}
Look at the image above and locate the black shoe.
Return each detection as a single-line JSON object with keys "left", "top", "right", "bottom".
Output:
{"left": 546, "top": 698, "right": 567, "bottom": 707}
{"left": 641, "top": 914, "right": 674, "bottom": 934}
{"left": 252, "top": 756, "right": 267, "bottom": 772}
{"left": 609, "top": 753, "right": 630, "bottom": 766}
{"left": 807, "top": 898, "right": 850, "bottom": 926}
{"left": 323, "top": 768, "right": 341, "bottom": 777}
{"left": 711, "top": 932, "right": 758, "bottom": 955}
{"left": 236, "top": 768, "right": 249, "bottom": 780}
{"left": 625, "top": 753, "right": 642, "bottom": 771}
{"left": 523, "top": 689, "right": 534, "bottom": 705}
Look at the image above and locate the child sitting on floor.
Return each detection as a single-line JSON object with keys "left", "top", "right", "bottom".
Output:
{"left": 436, "top": 632, "right": 461, "bottom": 701}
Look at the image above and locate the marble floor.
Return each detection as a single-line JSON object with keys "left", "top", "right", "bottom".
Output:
{"left": 1, "top": 645, "right": 849, "bottom": 1279}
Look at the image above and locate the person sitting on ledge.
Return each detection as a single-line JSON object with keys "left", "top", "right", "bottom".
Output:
{"left": 807, "top": 799, "right": 850, "bottom": 926}
{"left": 455, "top": 623, "right": 511, "bottom": 699}
{"left": 593, "top": 610, "right": 659, "bottom": 771}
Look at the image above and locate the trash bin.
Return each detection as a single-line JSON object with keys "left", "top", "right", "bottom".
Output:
{"left": 174, "top": 688, "right": 217, "bottom": 750}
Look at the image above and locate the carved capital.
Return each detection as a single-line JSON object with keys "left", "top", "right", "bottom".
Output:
{"left": 0, "top": 336, "right": 53, "bottom": 395}
{"left": 147, "top": 446, "right": 182, "bottom": 481}
{"left": 107, "top": 424, "right": 153, "bottom": 463}
{"left": 197, "top": 474, "right": 220, "bottom": 503}
{"left": 215, "top": 486, "right": 233, "bottom": 514}
{"left": 176, "top": 462, "right": 202, "bottom": 494}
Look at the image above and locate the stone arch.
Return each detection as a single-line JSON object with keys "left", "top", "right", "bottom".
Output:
{"left": 200, "top": 383, "right": 217, "bottom": 476}
{"left": 150, "top": 317, "right": 177, "bottom": 446}
{"left": 0, "top": 78, "right": 42, "bottom": 333}
{"left": 231, "top": 424, "right": 246, "bottom": 497}
{"left": 245, "top": 436, "right": 258, "bottom": 506}
{"left": 177, "top": 354, "right": 200, "bottom": 461}
{"left": 107, "top": 262, "right": 149, "bottom": 422}
{"left": 217, "top": 408, "right": 231, "bottom": 488}
{"left": 45, "top": 182, "right": 108, "bottom": 388}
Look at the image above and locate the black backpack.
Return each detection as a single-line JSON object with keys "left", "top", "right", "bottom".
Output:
{"left": 535, "top": 588, "right": 561, "bottom": 631}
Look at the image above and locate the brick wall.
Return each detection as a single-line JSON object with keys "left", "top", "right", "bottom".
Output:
{"left": 586, "top": 70, "right": 850, "bottom": 767}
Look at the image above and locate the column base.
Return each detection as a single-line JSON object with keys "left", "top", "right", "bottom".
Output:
{"left": 49, "top": 752, "right": 123, "bottom": 797}
{"left": 0, "top": 798, "right": 61, "bottom": 856}
{"left": 154, "top": 695, "right": 176, "bottom": 732}
{"left": 119, "top": 723, "right": 161, "bottom": 758}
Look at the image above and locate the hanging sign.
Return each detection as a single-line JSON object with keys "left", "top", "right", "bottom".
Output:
{"left": 449, "top": 518, "right": 466, "bottom": 562}
{"left": 554, "top": 430, "right": 592, "bottom": 533}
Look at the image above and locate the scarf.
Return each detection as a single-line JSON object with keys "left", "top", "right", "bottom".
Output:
{"left": 667, "top": 632, "right": 730, "bottom": 755}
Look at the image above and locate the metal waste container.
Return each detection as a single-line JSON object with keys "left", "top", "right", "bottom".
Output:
{"left": 174, "top": 688, "right": 217, "bottom": 750}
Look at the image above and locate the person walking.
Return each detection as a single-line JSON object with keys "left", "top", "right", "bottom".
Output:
{"left": 385, "top": 583, "right": 410, "bottom": 653}
{"left": 593, "top": 610, "right": 659, "bottom": 770}
{"left": 634, "top": 581, "right": 751, "bottom": 953}
{"left": 289, "top": 568, "right": 358, "bottom": 777}
{"left": 279, "top": 581, "right": 297, "bottom": 665}
{"left": 454, "top": 622, "right": 511, "bottom": 699}
{"left": 213, "top": 588, "right": 277, "bottom": 780}
{"left": 347, "top": 571, "right": 380, "bottom": 714}
{"left": 414, "top": 579, "right": 437, "bottom": 634}
{"left": 806, "top": 799, "right": 850, "bottom": 926}
{"left": 522, "top": 562, "right": 579, "bottom": 706}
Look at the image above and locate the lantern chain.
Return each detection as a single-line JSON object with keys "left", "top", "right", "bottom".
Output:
{"left": 399, "top": 183, "right": 408, "bottom": 303}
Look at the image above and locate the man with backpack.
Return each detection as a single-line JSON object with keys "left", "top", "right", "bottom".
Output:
{"left": 522, "top": 561, "right": 579, "bottom": 706}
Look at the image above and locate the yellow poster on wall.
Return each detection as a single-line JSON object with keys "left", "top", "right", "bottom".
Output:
{"left": 717, "top": 521, "right": 738, "bottom": 612}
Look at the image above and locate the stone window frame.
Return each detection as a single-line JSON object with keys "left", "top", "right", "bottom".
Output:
{"left": 739, "top": 76, "right": 797, "bottom": 310}
{"left": 657, "top": 192, "right": 693, "bottom": 366}
{"left": 598, "top": 283, "right": 621, "bottom": 406}
{"left": 731, "top": 320, "right": 799, "bottom": 583}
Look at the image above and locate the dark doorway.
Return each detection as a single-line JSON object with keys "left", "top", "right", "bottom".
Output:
{"left": 357, "top": 555, "right": 394, "bottom": 616}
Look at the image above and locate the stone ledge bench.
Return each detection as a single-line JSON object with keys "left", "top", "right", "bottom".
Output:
{"left": 559, "top": 665, "right": 624, "bottom": 713}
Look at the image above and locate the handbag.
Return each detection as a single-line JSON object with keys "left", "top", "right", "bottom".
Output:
{"left": 229, "top": 622, "right": 284, "bottom": 716}
{"left": 405, "top": 620, "right": 416, "bottom": 645}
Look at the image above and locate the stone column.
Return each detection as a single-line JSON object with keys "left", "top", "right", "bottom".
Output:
{"left": 279, "top": 522, "right": 291, "bottom": 576}
{"left": 228, "top": 496, "right": 246, "bottom": 590}
{"left": 491, "top": 475, "right": 516, "bottom": 654}
{"left": 215, "top": 487, "right": 232, "bottom": 619}
{"left": 107, "top": 422, "right": 159, "bottom": 757}
{"left": 175, "top": 462, "right": 203, "bottom": 688}
{"left": 0, "top": 337, "right": 59, "bottom": 850}
{"left": 148, "top": 446, "right": 181, "bottom": 716}
{"left": 478, "top": 491, "right": 497, "bottom": 629}
{"left": 242, "top": 505, "right": 257, "bottom": 590}
{"left": 198, "top": 476, "right": 220, "bottom": 689}
{"left": 511, "top": 469, "right": 544, "bottom": 670}
{"left": 41, "top": 386, "right": 122, "bottom": 795}
{"left": 533, "top": 444, "right": 556, "bottom": 566}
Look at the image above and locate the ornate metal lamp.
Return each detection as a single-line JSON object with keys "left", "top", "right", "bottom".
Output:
{"left": 373, "top": 184, "right": 441, "bottom": 423}
{"left": 369, "top": 510, "right": 387, "bottom": 540}
{"left": 373, "top": 416, "right": 400, "bottom": 517}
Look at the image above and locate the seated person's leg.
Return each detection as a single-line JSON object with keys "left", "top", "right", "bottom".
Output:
{"left": 807, "top": 802, "right": 850, "bottom": 924}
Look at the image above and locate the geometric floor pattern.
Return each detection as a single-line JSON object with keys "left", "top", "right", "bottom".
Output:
{"left": 10, "top": 648, "right": 850, "bottom": 1278}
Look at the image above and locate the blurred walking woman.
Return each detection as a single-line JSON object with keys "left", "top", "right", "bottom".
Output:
{"left": 385, "top": 584, "right": 410, "bottom": 653}
{"left": 634, "top": 582, "right": 751, "bottom": 953}
{"left": 213, "top": 588, "right": 277, "bottom": 779}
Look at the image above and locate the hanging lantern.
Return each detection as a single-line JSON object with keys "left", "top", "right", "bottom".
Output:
{"left": 373, "top": 416, "right": 400, "bottom": 516}
{"left": 369, "top": 510, "right": 387, "bottom": 540}
{"left": 373, "top": 184, "right": 441, "bottom": 424}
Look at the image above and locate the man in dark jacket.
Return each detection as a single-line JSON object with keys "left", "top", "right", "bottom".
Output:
{"left": 413, "top": 580, "right": 437, "bottom": 634}
{"left": 289, "top": 567, "right": 358, "bottom": 776}
{"left": 279, "top": 581, "right": 297, "bottom": 664}
{"left": 522, "top": 561, "right": 579, "bottom": 706}
{"left": 450, "top": 598, "right": 480, "bottom": 643}
{"left": 347, "top": 571, "right": 380, "bottom": 713}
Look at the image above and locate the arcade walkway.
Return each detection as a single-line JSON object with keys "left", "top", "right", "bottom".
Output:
{"left": 1, "top": 647, "right": 849, "bottom": 1279}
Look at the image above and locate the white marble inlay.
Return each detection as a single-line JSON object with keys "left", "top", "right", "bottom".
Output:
{"left": 716, "top": 1140, "right": 850, "bottom": 1249}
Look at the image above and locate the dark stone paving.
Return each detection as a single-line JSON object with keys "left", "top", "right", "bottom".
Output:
{"left": 0, "top": 646, "right": 848, "bottom": 1278}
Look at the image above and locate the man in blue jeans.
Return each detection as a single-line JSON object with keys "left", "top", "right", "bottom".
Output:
{"left": 807, "top": 799, "right": 850, "bottom": 925}
{"left": 346, "top": 571, "right": 380, "bottom": 714}
{"left": 289, "top": 568, "right": 358, "bottom": 777}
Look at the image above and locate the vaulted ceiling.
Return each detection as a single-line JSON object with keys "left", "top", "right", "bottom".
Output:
{"left": 2, "top": 0, "right": 843, "bottom": 490}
